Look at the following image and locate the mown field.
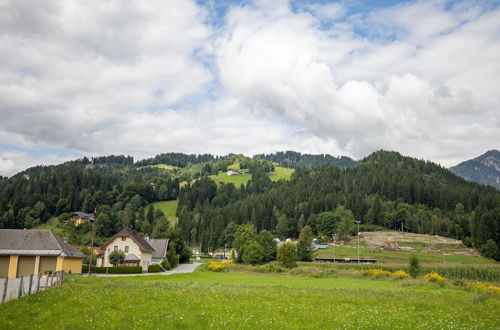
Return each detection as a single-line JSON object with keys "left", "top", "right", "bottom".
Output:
{"left": 315, "top": 243, "right": 495, "bottom": 265}
{"left": 209, "top": 165, "right": 294, "bottom": 186}
{"left": 151, "top": 200, "right": 178, "bottom": 225}
{"left": 1, "top": 267, "right": 499, "bottom": 329}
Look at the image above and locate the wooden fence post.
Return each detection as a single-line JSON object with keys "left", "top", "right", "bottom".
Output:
{"left": 36, "top": 273, "right": 41, "bottom": 293}
{"left": 1, "top": 277, "right": 8, "bottom": 303}
{"left": 28, "top": 274, "right": 33, "bottom": 295}
{"left": 18, "top": 276, "right": 23, "bottom": 299}
{"left": 50, "top": 272, "right": 54, "bottom": 287}
{"left": 61, "top": 271, "right": 64, "bottom": 285}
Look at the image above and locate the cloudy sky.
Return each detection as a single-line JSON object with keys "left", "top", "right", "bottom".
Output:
{"left": 1, "top": 0, "right": 499, "bottom": 176}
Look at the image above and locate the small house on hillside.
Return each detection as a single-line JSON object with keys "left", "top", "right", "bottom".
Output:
{"left": 97, "top": 228, "right": 168, "bottom": 271}
{"left": 0, "top": 229, "right": 85, "bottom": 279}
{"left": 71, "top": 211, "right": 95, "bottom": 227}
{"left": 227, "top": 168, "right": 243, "bottom": 176}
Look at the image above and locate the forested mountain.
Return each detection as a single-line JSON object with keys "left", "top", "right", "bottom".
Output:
{"left": 254, "top": 151, "right": 356, "bottom": 168}
{"left": 0, "top": 150, "right": 499, "bottom": 259}
{"left": 450, "top": 150, "right": 500, "bottom": 190}
{"left": 177, "top": 151, "right": 500, "bottom": 259}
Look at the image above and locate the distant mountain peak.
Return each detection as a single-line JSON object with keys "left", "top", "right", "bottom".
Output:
{"left": 450, "top": 150, "right": 500, "bottom": 190}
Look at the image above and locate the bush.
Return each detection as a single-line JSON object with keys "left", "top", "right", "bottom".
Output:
{"left": 161, "top": 258, "right": 171, "bottom": 270}
{"left": 109, "top": 250, "right": 125, "bottom": 267}
{"left": 148, "top": 264, "right": 162, "bottom": 272}
{"left": 179, "top": 246, "right": 192, "bottom": 264}
{"left": 207, "top": 261, "right": 226, "bottom": 272}
{"left": 480, "top": 239, "right": 499, "bottom": 260}
{"left": 277, "top": 243, "right": 298, "bottom": 268}
{"left": 242, "top": 242, "right": 265, "bottom": 265}
{"left": 408, "top": 256, "right": 422, "bottom": 278}
{"left": 393, "top": 270, "right": 410, "bottom": 279}
{"left": 297, "top": 240, "right": 313, "bottom": 262}
{"left": 362, "top": 269, "right": 393, "bottom": 278}
{"left": 424, "top": 272, "right": 446, "bottom": 285}
{"left": 81, "top": 266, "right": 142, "bottom": 274}
{"left": 167, "top": 246, "right": 178, "bottom": 268}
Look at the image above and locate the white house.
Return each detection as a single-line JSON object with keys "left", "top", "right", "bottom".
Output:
{"left": 98, "top": 228, "right": 168, "bottom": 271}
{"left": 227, "top": 168, "right": 242, "bottom": 176}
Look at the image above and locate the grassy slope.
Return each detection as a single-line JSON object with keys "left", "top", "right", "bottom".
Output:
{"left": 315, "top": 244, "right": 495, "bottom": 265}
{"left": 151, "top": 200, "right": 178, "bottom": 225}
{"left": 136, "top": 164, "right": 177, "bottom": 171}
{"left": 1, "top": 270, "right": 498, "bottom": 329}
{"left": 210, "top": 165, "right": 294, "bottom": 186}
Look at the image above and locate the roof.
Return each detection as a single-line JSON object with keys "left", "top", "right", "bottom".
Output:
{"left": 72, "top": 211, "right": 95, "bottom": 222}
{"left": 147, "top": 238, "right": 169, "bottom": 259}
{"left": 124, "top": 254, "right": 141, "bottom": 261}
{"left": 0, "top": 229, "right": 85, "bottom": 258}
{"left": 101, "top": 227, "right": 155, "bottom": 252}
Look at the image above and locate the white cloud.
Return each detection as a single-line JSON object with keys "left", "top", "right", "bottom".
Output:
{"left": 0, "top": 0, "right": 499, "bottom": 176}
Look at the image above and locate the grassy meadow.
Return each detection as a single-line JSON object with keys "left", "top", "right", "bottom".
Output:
{"left": 209, "top": 164, "right": 294, "bottom": 186}
{"left": 151, "top": 200, "right": 179, "bottom": 225}
{"left": 1, "top": 267, "right": 499, "bottom": 329}
{"left": 315, "top": 243, "right": 495, "bottom": 265}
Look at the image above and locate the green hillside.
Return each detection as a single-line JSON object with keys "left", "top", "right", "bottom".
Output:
{"left": 151, "top": 200, "right": 179, "bottom": 225}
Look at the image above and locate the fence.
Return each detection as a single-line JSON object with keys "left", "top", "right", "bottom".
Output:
{"left": 0, "top": 271, "right": 64, "bottom": 304}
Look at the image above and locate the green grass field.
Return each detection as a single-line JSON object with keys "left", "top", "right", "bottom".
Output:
{"left": 315, "top": 244, "right": 495, "bottom": 265}
{"left": 150, "top": 200, "right": 178, "bottom": 225}
{"left": 1, "top": 268, "right": 498, "bottom": 329}
{"left": 269, "top": 166, "right": 294, "bottom": 182}
{"left": 136, "top": 164, "right": 178, "bottom": 171}
{"left": 209, "top": 166, "right": 294, "bottom": 186}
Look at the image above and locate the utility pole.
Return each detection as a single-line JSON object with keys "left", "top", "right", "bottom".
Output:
{"left": 88, "top": 209, "right": 97, "bottom": 276}
{"left": 332, "top": 234, "right": 336, "bottom": 262}
{"left": 355, "top": 221, "right": 361, "bottom": 263}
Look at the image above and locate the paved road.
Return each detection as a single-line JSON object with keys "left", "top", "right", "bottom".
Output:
{"left": 87, "top": 262, "right": 202, "bottom": 277}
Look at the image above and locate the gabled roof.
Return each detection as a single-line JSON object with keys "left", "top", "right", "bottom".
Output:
{"left": 0, "top": 229, "right": 85, "bottom": 258}
{"left": 148, "top": 238, "right": 169, "bottom": 259}
{"left": 101, "top": 227, "right": 155, "bottom": 252}
{"left": 72, "top": 211, "right": 95, "bottom": 222}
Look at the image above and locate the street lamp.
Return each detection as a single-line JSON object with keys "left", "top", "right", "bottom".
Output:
{"left": 355, "top": 221, "right": 361, "bottom": 263}
{"left": 332, "top": 234, "right": 336, "bottom": 262}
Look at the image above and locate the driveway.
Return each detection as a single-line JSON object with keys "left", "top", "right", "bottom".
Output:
{"left": 87, "top": 262, "right": 201, "bottom": 277}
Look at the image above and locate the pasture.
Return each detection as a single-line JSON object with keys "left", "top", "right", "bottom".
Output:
{"left": 0, "top": 267, "right": 498, "bottom": 329}
{"left": 151, "top": 200, "right": 179, "bottom": 225}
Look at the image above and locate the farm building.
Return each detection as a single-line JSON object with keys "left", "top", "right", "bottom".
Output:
{"left": 70, "top": 211, "right": 95, "bottom": 227}
{"left": 227, "top": 168, "right": 243, "bottom": 176}
{"left": 0, "top": 229, "right": 85, "bottom": 279}
{"left": 97, "top": 227, "right": 168, "bottom": 271}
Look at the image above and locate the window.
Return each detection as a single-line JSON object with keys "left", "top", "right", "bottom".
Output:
{"left": 125, "top": 246, "right": 129, "bottom": 253}
{"left": 114, "top": 246, "right": 118, "bottom": 251}
{"left": 121, "top": 237, "right": 126, "bottom": 241}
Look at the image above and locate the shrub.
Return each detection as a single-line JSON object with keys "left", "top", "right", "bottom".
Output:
{"left": 82, "top": 266, "right": 142, "bottom": 274}
{"left": 207, "top": 261, "right": 225, "bottom": 272}
{"left": 277, "top": 243, "right": 298, "bottom": 268}
{"left": 242, "top": 242, "right": 265, "bottom": 265}
{"left": 393, "top": 270, "right": 410, "bottom": 279}
{"left": 108, "top": 250, "right": 125, "bottom": 267}
{"left": 179, "top": 246, "right": 192, "bottom": 264}
{"left": 148, "top": 264, "right": 161, "bottom": 272}
{"left": 424, "top": 272, "right": 446, "bottom": 285}
{"left": 408, "top": 256, "right": 422, "bottom": 278}
{"left": 362, "top": 269, "right": 393, "bottom": 278}
{"left": 167, "top": 245, "right": 178, "bottom": 268}
{"left": 161, "top": 258, "right": 171, "bottom": 270}
{"left": 297, "top": 239, "right": 313, "bottom": 262}
{"left": 480, "top": 239, "right": 499, "bottom": 260}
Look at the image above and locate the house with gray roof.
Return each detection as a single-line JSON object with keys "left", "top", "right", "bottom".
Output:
{"left": 0, "top": 229, "right": 85, "bottom": 279}
{"left": 98, "top": 228, "right": 169, "bottom": 271}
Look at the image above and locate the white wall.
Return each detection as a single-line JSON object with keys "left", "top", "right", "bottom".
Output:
{"left": 102, "top": 236, "right": 152, "bottom": 271}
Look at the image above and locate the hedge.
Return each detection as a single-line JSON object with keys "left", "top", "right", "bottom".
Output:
{"left": 81, "top": 266, "right": 143, "bottom": 274}
{"left": 148, "top": 264, "right": 162, "bottom": 272}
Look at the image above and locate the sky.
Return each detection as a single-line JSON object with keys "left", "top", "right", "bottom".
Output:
{"left": 1, "top": 0, "right": 499, "bottom": 176}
